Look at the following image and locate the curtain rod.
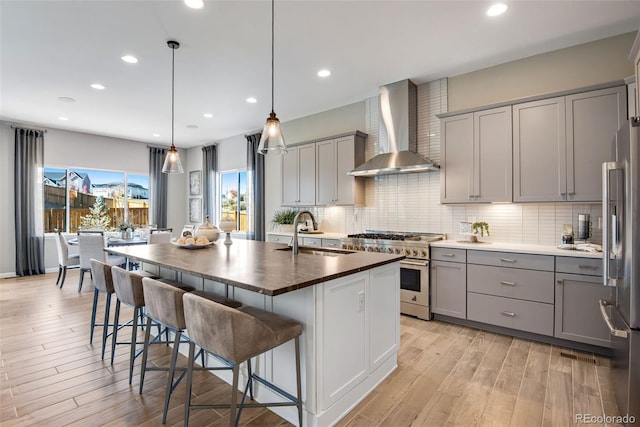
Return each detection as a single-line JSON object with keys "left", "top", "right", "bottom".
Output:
{"left": 10, "top": 124, "right": 48, "bottom": 133}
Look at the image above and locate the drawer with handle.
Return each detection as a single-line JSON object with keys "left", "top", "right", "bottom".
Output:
{"left": 555, "top": 256, "right": 602, "bottom": 276}
{"left": 467, "top": 264, "right": 554, "bottom": 303}
{"left": 321, "top": 239, "right": 341, "bottom": 249}
{"left": 467, "top": 292, "right": 554, "bottom": 336}
{"left": 468, "top": 250, "right": 554, "bottom": 271}
{"left": 431, "top": 247, "right": 466, "bottom": 262}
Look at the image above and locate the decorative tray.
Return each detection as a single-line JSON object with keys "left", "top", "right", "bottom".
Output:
{"left": 171, "top": 241, "right": 215, "bottom": 249}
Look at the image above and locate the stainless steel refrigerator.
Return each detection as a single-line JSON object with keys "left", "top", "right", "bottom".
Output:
{"left": 601, "top": 117, "right": 639, "bottom": 425}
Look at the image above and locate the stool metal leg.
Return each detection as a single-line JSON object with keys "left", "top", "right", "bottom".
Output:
{"left": 139, "top": 316, "right": 153, "bottom": 394}
{"left": 162, "top": 330, "right": 182, "bottom": 424}
{"left": 184, "top": 341, "right": 196, "bottom": 427}
{"left": 229, "top": 364, "right": 240, "bottom": 427}
{"left": 295, "top": 336, "right": 303, "bottom": 427}
{"left": 56, "top": 266, "right": 62, "bottom": 286}
{"left": 110, "top": 299, "right": 121, "bottom": 365}
{"left": 90, "top": 288, "right": 99, "bottom": 343}
{"left": 129, "top": 306, "right": 141, "bottom": 384}
{"left": 101, "top": 293, "right": 112, "bottom": 359}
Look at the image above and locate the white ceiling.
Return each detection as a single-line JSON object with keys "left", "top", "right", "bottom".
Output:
{"left": 1, "top": 0, "right": 639, "bottom": 149}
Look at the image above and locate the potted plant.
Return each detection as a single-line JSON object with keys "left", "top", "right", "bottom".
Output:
{"left": 271, "top": 208, "right": 297, "bottom": 232}
{"left": 471, "top": 221, "right": 490, "bottom": 242}
{"left": 118, "top": 222, "right": 135, "bottom": 239}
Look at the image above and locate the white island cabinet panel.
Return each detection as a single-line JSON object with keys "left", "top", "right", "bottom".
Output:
{"left": 319, "top": 271, "right": 368, "bottom": 410}
{"left": 369, "top": 263, "right": 400, "bottom": 371}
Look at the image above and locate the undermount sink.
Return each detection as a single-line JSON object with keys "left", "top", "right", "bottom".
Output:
{"left": 275, "top": 246, "right": 354, "bottom": 257}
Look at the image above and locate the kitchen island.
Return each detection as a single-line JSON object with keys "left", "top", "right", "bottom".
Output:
{"left": 107, "top": 240, "right": 404, "bottom": 427}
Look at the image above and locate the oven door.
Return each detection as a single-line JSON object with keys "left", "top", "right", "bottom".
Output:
{"left": 400, "top": 259, "right": 430, "bottom": 319}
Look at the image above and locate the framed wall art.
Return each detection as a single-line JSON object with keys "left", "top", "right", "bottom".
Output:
{"left": 189, "top": 170, "right": 202, "bottom": 196}
{"left": 189, "top": 197, "right": 202, "bottom": 223}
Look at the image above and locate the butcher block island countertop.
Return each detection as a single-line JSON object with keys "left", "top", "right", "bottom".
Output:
{"left": 106, "top": 239, "right": 404, "bottom": 296}
{"left": 106, "top": 239, "right": 404, "bottom": 427}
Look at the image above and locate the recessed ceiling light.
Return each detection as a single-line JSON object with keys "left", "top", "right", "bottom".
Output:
{"left": 90, "top": 83, "right": 106, "bottom": 90}
{"left": 317, "top": 69, "right": 331, "bottom": 78}
{"left": 153, "top": 133, "right": 161, "bottom": 137}
{"left": 246, "top": 97, "right": 258, "bottom": 104}
{"left": 203, "top": 113, "right": 213, "bottom": 118}
{"left": 121, "top": 55, "right": 138, "bottom": 64}
{"left": 186, "top": 124, "right": 199, "bottom": 129}
{"left": 486, "top": 3, "right": 508, "bottom": 16}
{"left": 184, "top": 0, "right": 204, "bottom": 9}
{"left": 58, "top": 117, "right": 69, "bottom": 121}
{"left": 57, "top": 96, "right": 75, "bottom": 103}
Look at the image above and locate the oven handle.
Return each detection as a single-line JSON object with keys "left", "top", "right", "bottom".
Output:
{"left": 400, "top": 260, "right": 429, "bottom": 267}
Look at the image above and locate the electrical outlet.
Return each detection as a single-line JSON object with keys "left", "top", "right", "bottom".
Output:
{"left": 357, "top": 291, "right": 365, "bottom": 312}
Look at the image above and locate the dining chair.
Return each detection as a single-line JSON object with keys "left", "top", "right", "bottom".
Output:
{"left": 53, "top": 229, "right": 79, "bottom": 288}
{"left": 148, "top": 232, "right": 171, "bottom": 245}
{"left": 77, "top": 231, "right": 126, "bottom": 292}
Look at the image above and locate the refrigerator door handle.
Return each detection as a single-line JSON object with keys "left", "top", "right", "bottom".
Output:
{"left": 602, "top": 161, "right": 621, "bottom": 287}
{"left": 599, "top": 300, "right": 629, "bottom": 338}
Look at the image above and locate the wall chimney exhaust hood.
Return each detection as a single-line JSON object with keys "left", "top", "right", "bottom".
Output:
{"left": 348, "top": 79, "right": 439, "bottom": 177}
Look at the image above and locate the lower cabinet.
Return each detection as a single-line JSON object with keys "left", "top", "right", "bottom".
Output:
{"left": 467, "top": 292, "right": 554, "bottom": 336}
{"left": 319, "top": 263, "right": 399, "bottom": 411}
{"left": 430, "top": 260, "right": 466, "bottom": 319}
{"left": 555, "top": 272, "right": 614, "bottom": 347}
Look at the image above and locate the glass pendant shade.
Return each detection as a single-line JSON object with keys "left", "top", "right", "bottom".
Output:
{"left": 257, "top": 111, "right": 287, "bottom": 155}
{"left": 162, "top": 144, "right": 183, "bottom": 173}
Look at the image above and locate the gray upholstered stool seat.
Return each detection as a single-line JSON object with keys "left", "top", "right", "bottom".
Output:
{"left": 183, "top": 292, "right": 303, "bottom": 427}
{"left": 140, "top": 279, "right": 241, "bottom": 424}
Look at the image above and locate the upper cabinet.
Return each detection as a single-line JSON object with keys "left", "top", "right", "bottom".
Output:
{"left": 440, "top": 106, "right": 512, "bottom": 203}
{"left": 631, "top": 29, "right": 640, "bottom": 119}
{"left": 282, "top": 131, "right": 367, "bottom": 207}
{"left": 316, "top": 134, "right": 366, "bottom": 206}
{"left": 513, "top": 86, "right": 626, "bottom": 202}
{"left": 282, "top": 144, "right": 316, "bottom": 206}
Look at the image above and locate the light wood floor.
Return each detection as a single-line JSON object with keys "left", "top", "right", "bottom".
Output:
{"left": 1, "top": 271, "right": 621, "bottom": 426}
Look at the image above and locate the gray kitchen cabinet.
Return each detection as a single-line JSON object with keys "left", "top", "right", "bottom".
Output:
{"left": 282, "top": 144, "right": 316, "bottom": 206}
{"left": 555, "top": 257, "right": 614, "bottom": 347}
{"left": 513, "top": 86, "right": 626, "bottom": 202}
{"left": 316, "top": 133, "right": 366, "bottom": 206}
{"left": 440, "top": 106, "right": 512, "bottom": 203}
{"left": 321, "top": 238, "right": 341, "bottom": 249}
{"left": 466, "top": 250, "right": 555, "bottom": 336}
{"left": 632, "top": 34, "right": 640, "bottom": 118}
{"left": 431, "top": 259, "right": 466, "bottom": 319}
{"left": 627, "top": 77, "right": 637, "bottom": 119}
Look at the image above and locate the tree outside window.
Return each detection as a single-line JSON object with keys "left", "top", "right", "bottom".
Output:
{"left": 220, "top": 171, "right": 247, "bottom": 232}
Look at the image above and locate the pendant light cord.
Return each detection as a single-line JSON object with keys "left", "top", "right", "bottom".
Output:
{"left": 171, "top": 43, "right": 175, "bottom": 149}
{"left": 271, "top": 0, "right": 275, "bottom": 114}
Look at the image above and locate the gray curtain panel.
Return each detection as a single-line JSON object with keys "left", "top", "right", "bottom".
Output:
{"left": 14, "top": 127, "right": 45, "bottom": 276}
{"left": 202, "top": 144, "right": 217, "bottom": 223}
{"left": 246, "top": 132, "right": 265, "bottom": 241}
{"left": 149, "top": 147, "right": 168, "bottom": 228}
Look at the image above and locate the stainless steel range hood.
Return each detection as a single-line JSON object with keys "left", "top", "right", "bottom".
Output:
{"left": 348, "top": 79, "right": 439, "bottom": 177}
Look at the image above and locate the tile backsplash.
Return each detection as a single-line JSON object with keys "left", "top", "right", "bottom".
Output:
{"left": 287, "top": 78, "right": 603, "bottom": 246}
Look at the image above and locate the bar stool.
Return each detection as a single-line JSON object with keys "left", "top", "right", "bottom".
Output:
{"left": 110, "top": 265, "right": 157, "bottom": 384}
{"left": 182, "top": 292, "right": 304, "bottom": 427}
{"left": 89, "top": 259, "right": 116, "bottom": 359}
{"left": 139, "top": 279, "right": 242, "bottom": 424}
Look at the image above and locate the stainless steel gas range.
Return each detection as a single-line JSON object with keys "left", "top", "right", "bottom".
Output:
{"left": 340, "top": 231, "right": 445, "bottom": 320}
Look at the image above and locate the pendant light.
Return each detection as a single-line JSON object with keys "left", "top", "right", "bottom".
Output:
{"left": 162, "top": 40, "right": 184, "bottom": 174}
{"left": 257, "top": 0, "right": 287, "bottom": 155}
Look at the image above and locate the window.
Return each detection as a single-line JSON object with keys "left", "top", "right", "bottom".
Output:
{"left": 219, "top": 171, "right": 247, "bottom": 232}
{"left": 43, "top": 167, "right": 149, "bottom": 233}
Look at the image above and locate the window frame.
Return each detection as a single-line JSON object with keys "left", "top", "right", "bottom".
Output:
{"left": 218, "top": 169, "right": 248, "bottom": 235}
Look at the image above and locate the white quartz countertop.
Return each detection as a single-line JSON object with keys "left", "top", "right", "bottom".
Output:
{"left": 266, "top": 231, "right": 346, "bottom": 240}
{"left": 431, "top": 240, "right": 602, "bottom": 258}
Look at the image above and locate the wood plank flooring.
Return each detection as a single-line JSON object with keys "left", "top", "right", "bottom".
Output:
{"left": 1, "top": 271, "right": 621, "bottom": 426}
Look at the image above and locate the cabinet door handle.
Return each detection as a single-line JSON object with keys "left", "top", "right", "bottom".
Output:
{"left": 442, "top": 253, "right": 455, "bottom": 257}
{"left": 578, "top": 265, "right": 598, "bottom": 270}
{"left": 501, "top": 311, "right": 516, "bottom": 317}
{"left": 500, "top": 258, "right": 516, "bottom": 263}
{"left": 560, "top": 192, "right": 567, "bottom": 197}
{"left": 557, "top": 279, "right": 564, "bottom": 284}
{"left": 500, "top": 280, "right": 516, "bottom": 286}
